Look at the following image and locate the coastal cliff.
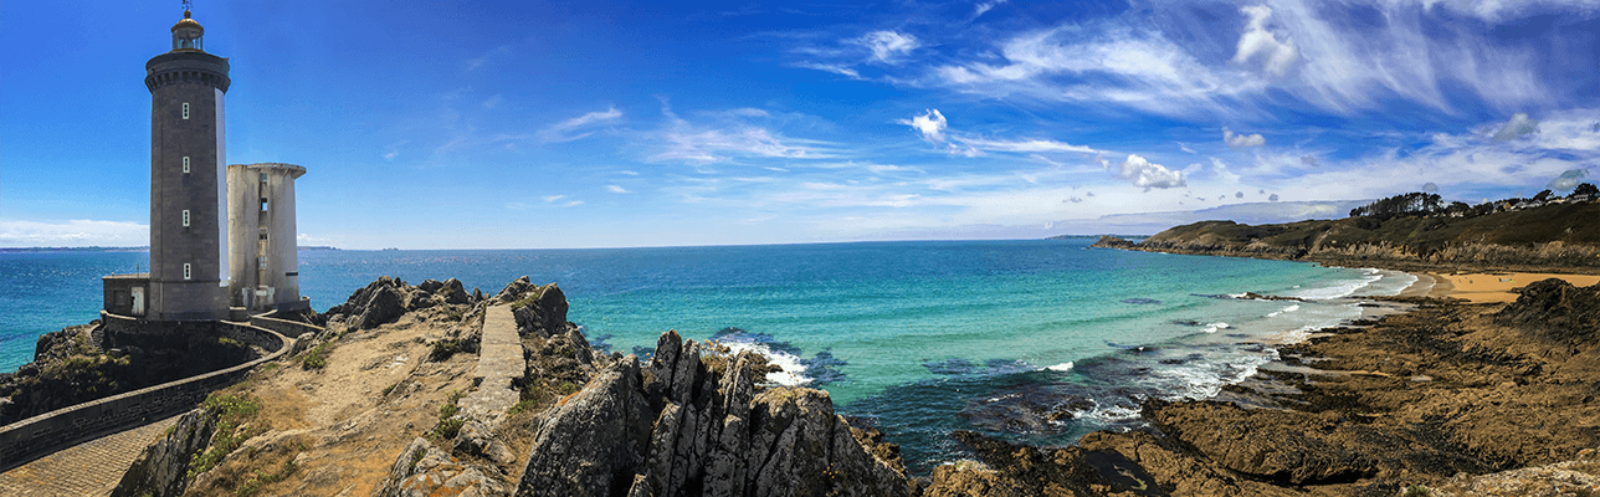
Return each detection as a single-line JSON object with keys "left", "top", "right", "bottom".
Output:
{"left": 1092, "top": 202, "right": 1600, "bottom": 272}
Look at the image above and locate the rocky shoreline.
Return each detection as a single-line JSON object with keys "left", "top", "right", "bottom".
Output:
{"left": 8, "top": 262, "right": 1600, "bottom": 495}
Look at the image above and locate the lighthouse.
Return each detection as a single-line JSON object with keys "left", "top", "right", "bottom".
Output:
{"left": 144, "top": 9, "right": 230, "bottom": 320}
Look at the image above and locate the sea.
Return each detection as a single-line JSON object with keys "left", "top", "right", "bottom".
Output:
{"left": 0, "top": 239, "right": 1412, "bottom": 471}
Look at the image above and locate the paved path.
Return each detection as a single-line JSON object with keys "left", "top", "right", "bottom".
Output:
{"left": 0, "top": 415, "right": 181, "bottom": 497}
{"left": 459, "top": 305, "right": 526, "bottom": 427}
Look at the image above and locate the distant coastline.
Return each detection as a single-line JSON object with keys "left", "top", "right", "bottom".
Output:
{"left": 0, "top": 245, "right": 342, "bottom": 253}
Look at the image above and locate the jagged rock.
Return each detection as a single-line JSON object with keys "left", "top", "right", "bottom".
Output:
{"left": 511, "top": 283, "right": 573, "bottom": 338}
{"left": 497, "top": 276, "right": 534, "bottom": 303}
{"left": 515, "top": 332, "right": 914, "bottom": 497}
{"left": 375, "top": 437, "right": 510, "bottom": 497}
{"left": 325, "top": 276, "right": 409, "bottom": 330}
{"left": 439, "top": 278, "right": 472, "bottom": 305}
{"left": 453, "top": 419, "right": 516, "bottom": 465}
{"left": 1496, "top": 278, "right": 1600, "bottom": 346}
{"left": 110, "top": 408, "right": 216, "bottom": 497}
{"left": 516, "top": 357, "right": 653, "bottom": 496}
{"left": 418, "top": 279, "right": 445, "bottom": 293}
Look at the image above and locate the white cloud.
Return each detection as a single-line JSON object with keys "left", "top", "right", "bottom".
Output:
{"left": 974, "top": 0, "right": 1008, "bottom": 18}
{"left": 656, "top": 126, "right": 818, "bottom": 164}
{"left": 793, "top": 62, "right": 863, "bottom": 79}
{"left": 857, "top": 31, "right": 920, "bottom": 63}
{"left": 1493, "top": 112, "right": 1540, "bottom": 141}
{"left": 955, "top": 137, "right": 1096, "bottom": 154}
{"left": 899, "top": 109, "right": 948, "bottom": 143}
{"left": 1223, "top": 127, "right": 1266, "bottom": 148}
{"left": 607, "top": 185, "right": 631, "bottom": 193}
{"left": 541, "top": 106, "right": 623, "bottom": 143}
{"left": 561, "top": 200, "right": 584, "bottom": 207}
{"left": 543, "top": 195, "right": 566, "bottom": 202}
{"left": 1117, "top": 154, "right": 1186, "bottom": 190}
{"left": 1232, "top": 5, "right": 1298, "bottom": 76}
{"left": 0, "top": 219, "right": 148, "bottom": 247}
{"left": 1211, "top": 158, "right": 1242, "bottom": 184}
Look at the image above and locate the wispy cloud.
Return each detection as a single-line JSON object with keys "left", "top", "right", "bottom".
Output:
{"left": 543, "top": 195, "right": 566, "bottom": 203}
{"left": 0, "top": 219, "right": 148, "bottom": 247}
{"left": 541, "top": 106, "right": 623, "bottom": 143}
{"left": 973, "top": 0, "right": 1007, "bottom": 18}
{"left": 466, "top": 45, "right": 512, "bottom": 71}
{"left": 607, "top": 185, "right": 631, "bottom": 193}
{"left": 652, "top": 104, "right": 830, "bottom": 164}
{"left": 856, "top": 31, "right": 919, "bottom": 64}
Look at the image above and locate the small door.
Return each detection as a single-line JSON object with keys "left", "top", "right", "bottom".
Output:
{"left": 131, "top": 287, "right": 146, "bottom": 316}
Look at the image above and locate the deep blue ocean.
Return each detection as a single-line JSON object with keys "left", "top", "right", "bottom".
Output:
{"left": 0, "top": 239, "right": 1411, "bottom": 470}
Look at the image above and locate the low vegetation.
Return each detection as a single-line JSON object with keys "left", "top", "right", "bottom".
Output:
{"left": 188, "top": 390, "right": 265, "bottom": 480}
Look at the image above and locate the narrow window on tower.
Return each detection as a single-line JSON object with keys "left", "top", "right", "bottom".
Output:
{"left": 184, "top": 263, "right": 192, "bottom": 280}
{"left": 182, "top": 209, "right": 191, "bottom": 227}
{"left": 182, "top": 103, "right": 190, "bottom": 120}
{"left": 182, "top": 156, "right": 190, "bottom": 174}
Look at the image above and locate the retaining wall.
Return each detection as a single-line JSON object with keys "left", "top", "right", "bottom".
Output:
{"left": 248, "top": 311, "right": 323, "bottom": 338}
{"left": 0, "top": 318, "right": 291, "bottom": 473}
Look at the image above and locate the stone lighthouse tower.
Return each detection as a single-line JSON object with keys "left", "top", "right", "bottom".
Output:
{"left": 144, "top": 9, "right": 230, "bottom": 321}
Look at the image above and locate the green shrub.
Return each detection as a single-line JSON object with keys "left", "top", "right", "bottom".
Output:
{"left": 189, "top": 392, "right": 265, "bottom": 480}
{"left": 300, "top": 341, "right": 331, "bottom": 370}
{"left": 218, "top": 337, "right": 240, "bottom": 347}
{"left": 508, "top": 399, "right": 537, "bottom": 416}
{"left": 1402, "top": 485, "right": 1432, "bottom": 496}
{"left": 429, "top": 339, "right": 461, "bottom": 361}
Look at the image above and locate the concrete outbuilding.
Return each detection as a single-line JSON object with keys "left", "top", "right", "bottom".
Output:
{"left": 227, "top": 163, "right": 309, "bottom": 312}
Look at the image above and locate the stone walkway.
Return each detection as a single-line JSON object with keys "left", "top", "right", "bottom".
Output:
{"left": 0, "top": 415, "right": 181, "bottom": 497}
{"left": 459, "top": 305, "right": 526, "bottom": 427}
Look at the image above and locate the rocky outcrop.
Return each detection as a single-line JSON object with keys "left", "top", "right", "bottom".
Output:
{"left": 513, "top": 331, "right": 915, "bottom": 497}
{"left": 1495, "top": 278, "right": 1600, "bottom": 347}
{"left": 509, "top": 281, "right": 571, "bottom": 339}
{"left": 1088, "top": 235, "right": 1136, "bottom": 249}
{"left": 373, "top": 437, "right": 510, "bottom": 497}
{"left": 110, "top": 408, "right": 216, "bottom": 497}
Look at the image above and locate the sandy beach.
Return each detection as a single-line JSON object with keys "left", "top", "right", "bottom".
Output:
{"left": 1402, "top": 271, "right": 1600, "bottom": 303}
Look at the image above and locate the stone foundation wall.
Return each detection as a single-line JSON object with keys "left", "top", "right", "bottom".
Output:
{"left": 0, "top": 318, "right": 290, "bottom": 473}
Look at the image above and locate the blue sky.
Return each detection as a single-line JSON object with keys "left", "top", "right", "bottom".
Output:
{"left": 3, "top": 0, "right": 1598, "bottom": 249}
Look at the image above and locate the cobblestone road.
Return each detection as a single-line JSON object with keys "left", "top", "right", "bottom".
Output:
{"left": 0, "top": 415, "right": 181, "bottom": 497}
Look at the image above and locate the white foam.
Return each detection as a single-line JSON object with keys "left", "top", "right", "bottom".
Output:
{"left": 721, "top": 341, "right": 812, "bottom": 387}
{"left": 1265, "top": 304, "right": 1301, "bottom": 317}
{"left": 1044, "top": 362, "right": 1074, "bottom": 372}
{"left": 1202, "top": 322, "right": 1230, "bottom": 333}
{"left": 1291, "top": 272, "right": 1383, "bottom": 300}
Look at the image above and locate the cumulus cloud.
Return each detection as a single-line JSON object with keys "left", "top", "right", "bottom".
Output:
{"left": 900, "top": 109, "right": 948, "bottom": 143}
{"left": 1232, "top": 5, "right": 1298, "bottom": 76}
{"left": 1548, "top": 169, "right": 1589, "bottom": 192}
{"left": 1223, "top": 127, "right": 1266, "bottom": 148}
{"left": 1117, "top": 154, "right": 1186, "bottom": 190}
{"left": 541, "top": 106, "right": 623, "bottom": 142}
{"left": 857, "top": 31, "right": 919, "bottom": 63}
{"left": 1493, "top": 112, "right": 1540, "bottom": 141}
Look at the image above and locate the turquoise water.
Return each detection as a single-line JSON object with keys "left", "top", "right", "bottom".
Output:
{"left": 0, "top": 240, "right": 1410, "bottom": 469}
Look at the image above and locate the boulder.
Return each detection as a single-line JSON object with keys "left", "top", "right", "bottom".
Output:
{"left": 110, "top": 408, "right": 216, "bottom": 497}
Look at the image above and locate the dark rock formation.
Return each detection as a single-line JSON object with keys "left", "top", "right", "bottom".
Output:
{"left": 109, "top": 408, "right": 215, "bottom": 497}
{"left": 512, "top": 331, "right": 914, "bottom": 497}
{"left": 511, "top": 282, "right": 571, "bottom": 339}
{"left": 1496, "top": 278, "right": 1600, "bottom": 347}
{"left": 1088, "top": 235, "right": 1136, "bottom": 249}
{"left": 374, "top": 437, "right": 510, "bottom": 497}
